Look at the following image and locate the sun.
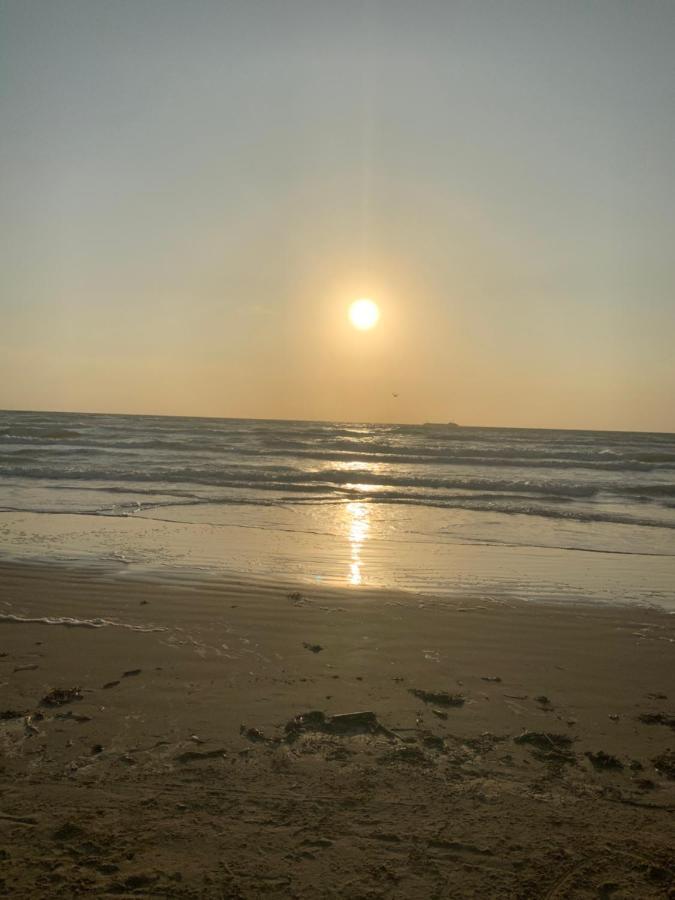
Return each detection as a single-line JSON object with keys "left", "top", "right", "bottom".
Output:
{"left": 348, "top": 298, "right": 380, "bottom": 331}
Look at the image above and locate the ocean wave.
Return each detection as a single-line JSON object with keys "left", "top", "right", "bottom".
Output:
{"left": 258, "top": 447, "right": 668, "bottom": 471}
{"left": 2, "top": 413, "right": 674, "bottom": 532}
{"left": 0, "top": 463, "right": 606, "bottom": 497}
{"left": 0, "top": 427, "right": 82, "bottom": 440}
{"left": 3, "top": 461, "right": 675, "bottom": 509}
{"left": 0, "top": 468, "right": 667, "bottom": 498}
{"left": 259, "top": 436, "right": 674, "bottom": 460}
{"left": 5, "top": 430, "right": 674, "bottom": 472}
{"left": 4, "top": 439, "right": 671, "bottom": 473}
{"left": 366, "top": 495, "right": 675, "bottom": 528}
{"left": 5, "top": 485, "right": 675, "bottom": 532}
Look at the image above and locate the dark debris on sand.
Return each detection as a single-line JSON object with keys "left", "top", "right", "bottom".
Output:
{"left": 514, "top": 731, "right": 574, "bottom": 750}
{"left": 176, "top": 748, "right": 228, "bottom": 764}
{"left": 236, "top": 710, "right": 402, "bottom": 749}
{"left": 653, "top": 750, "right": 675, "bottom": 779}
{"left": 638, "top": 712, "right": 675, "bottom": 730}
{"left": 586, "top": 750, "right": 624, "bottom": 771}
{"left": 239, "top": 725, "right": 269, "bottom": 743}
{"left": 465, "top": 732, "right": 508, "bottom": 753}
{"left": 379, "top": 745, "right": 432, "bottom": 767}
{"left": 284, "top": 710, "right": 398, "bottom": 742}
{"left": 54, "top": 710, "right": 91, "bottom": 723}
{"left": 409, "top": 688, "right": 465, "bottom": 707}
{"left": 40, "top": 687, "right": 83, "bottom": 707}
{"left": 52, "top": 822, "right": 85, "bottom": 842}
{"left": 514, "top": 731, "right": 577, "bottom": 765}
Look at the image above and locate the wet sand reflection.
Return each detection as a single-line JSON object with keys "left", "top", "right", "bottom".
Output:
{"left": 346, "top": 501, "right": 370, "bottom": 586}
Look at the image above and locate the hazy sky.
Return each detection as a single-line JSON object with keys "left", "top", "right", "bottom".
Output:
{"left": 1, "top": 0, "right": 674, "bottom": 430}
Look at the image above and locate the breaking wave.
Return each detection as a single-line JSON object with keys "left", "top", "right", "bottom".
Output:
{"left": 1, "top": 410, "right": 674, "bottom": 532}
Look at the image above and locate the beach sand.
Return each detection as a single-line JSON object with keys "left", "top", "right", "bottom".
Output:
{"left": 1, "top": 562, "right": 673, "bottom": 898}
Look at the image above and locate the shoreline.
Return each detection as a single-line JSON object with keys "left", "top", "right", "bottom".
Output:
{"left": 2, "top": 505, "right": 675, "bottom": 612}
{"left": 1, "top": 553, "right": 675, "bottom": 614}
{"left": 1, "top": 561, "right": 674, "bottom": 897}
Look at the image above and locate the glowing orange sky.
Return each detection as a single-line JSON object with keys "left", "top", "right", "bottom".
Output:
{"left": 1, "top": 2, "right": 674, "bottom": 431}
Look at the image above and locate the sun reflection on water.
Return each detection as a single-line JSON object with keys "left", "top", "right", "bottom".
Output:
{"left": 346, "top": 501, "right": 370, "bottom": 586}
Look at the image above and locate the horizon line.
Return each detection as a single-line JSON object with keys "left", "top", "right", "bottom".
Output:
{"left": 1, "top": 406, "right": 673, "bottom": 437}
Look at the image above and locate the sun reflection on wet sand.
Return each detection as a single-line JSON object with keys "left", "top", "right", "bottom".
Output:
{"left": 346, "top": 501, "right": 370, "bottom": 586}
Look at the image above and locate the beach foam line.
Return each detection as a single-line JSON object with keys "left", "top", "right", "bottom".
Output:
{"left": 0, "top": 613, "right": 165, "bottom": 632}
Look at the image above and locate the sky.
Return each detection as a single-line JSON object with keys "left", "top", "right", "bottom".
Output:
{"left": 1, "top": 0, "right": 674, "bottom": 431}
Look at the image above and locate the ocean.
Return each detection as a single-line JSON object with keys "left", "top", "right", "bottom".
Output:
{"left": 1, "top": 409, "right": 674, "bottom": 608}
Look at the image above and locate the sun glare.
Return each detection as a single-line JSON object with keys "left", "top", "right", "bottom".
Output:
{"left": 348, "top": 298, "right": 380, "bottom": 331}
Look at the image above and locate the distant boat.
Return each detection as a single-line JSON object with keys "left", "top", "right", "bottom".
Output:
{"left": 422, "top": 421, "right": 460, "bottom": 428}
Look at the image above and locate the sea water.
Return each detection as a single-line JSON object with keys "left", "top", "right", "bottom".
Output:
{"left": 1, "top": 410, "right": 674, "bottom": 608}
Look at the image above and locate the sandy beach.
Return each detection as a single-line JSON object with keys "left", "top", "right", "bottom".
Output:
{"left": 1, "top": 562, "right": 673, "bottom": 898}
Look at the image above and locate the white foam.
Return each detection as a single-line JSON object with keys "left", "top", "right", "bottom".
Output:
{"left": 0, "top": 613, "right": 165, "bottom": 632}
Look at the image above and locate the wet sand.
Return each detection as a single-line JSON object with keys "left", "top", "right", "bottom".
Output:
{"left": 1, "top": 562, "right": 674, "bottom": 898}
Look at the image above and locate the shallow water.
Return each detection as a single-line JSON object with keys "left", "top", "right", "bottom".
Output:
{"left": 1, "top": 410, "right": 674, "bottom": 608}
